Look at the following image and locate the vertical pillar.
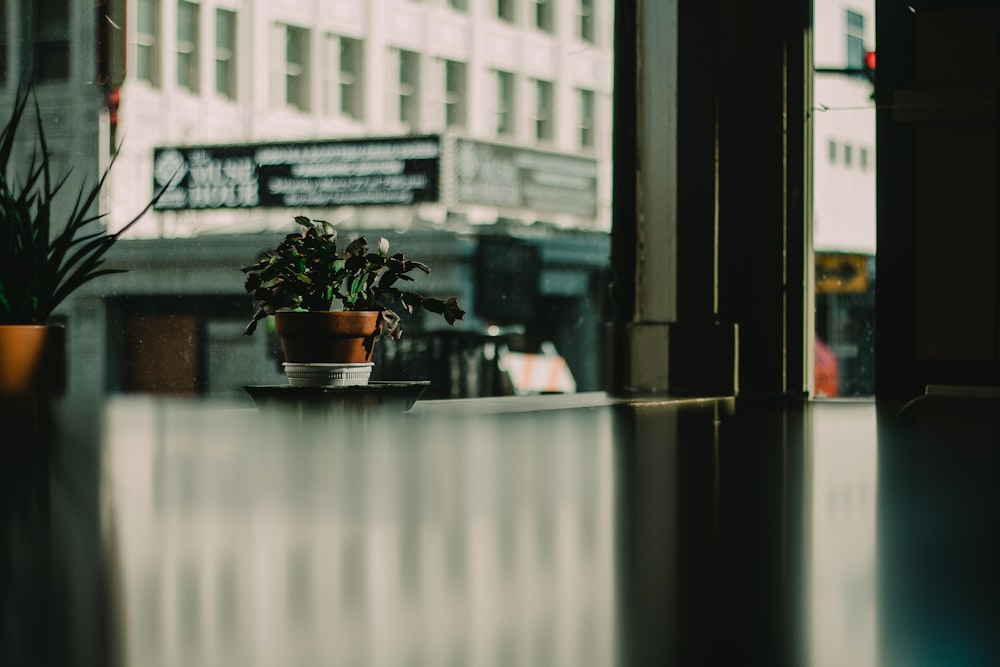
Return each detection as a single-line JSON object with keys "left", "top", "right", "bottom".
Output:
{"left": 610, "top": 0, "right": 809, "bottom": 399}
{"left": 608, "top": 0, "right": 678, "bottom": 394}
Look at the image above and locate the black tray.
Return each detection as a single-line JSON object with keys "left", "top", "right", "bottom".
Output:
{"left": 244, "top": 381, "right": 430, "bottom": 412}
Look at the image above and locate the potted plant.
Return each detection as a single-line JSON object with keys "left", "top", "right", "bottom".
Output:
{"left": 0, "top": 86, "right": 162, "bottom": 397}
{"left": 242, "top": 215, "right": 465, "bottom": 385}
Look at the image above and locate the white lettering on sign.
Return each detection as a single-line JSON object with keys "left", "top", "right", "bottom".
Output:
{"left": 255, "top": 140, "right": 439, "bottom": 165}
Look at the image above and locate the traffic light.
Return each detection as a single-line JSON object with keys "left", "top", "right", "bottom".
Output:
{"left": 863, "top": 50, "right": 876, "bottom": 83}
{"left": 106, "top": 87, "right": 120, "bottom": 128}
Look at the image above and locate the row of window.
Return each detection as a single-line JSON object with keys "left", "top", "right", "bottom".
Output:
{"left": 0, "top": 1, "right": 597, "bottom": 87}
{"left": 136, "top": 1, "right": 598, "bottom": 148}
{"left": 827, "top": 140, "right": 870, "bottom": 171}
{"left": 428, "top": 0, "right": 597, "bottom": 42}
{"left": 0, "top": 0, "right": 73, "bottom": 85}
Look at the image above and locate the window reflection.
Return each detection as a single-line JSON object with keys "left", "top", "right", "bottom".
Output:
{"left": 103, "top": 401, "right": 618, "bottom": 667}
{"left": 807, "top": 404, "right": 878, "bottom": 667}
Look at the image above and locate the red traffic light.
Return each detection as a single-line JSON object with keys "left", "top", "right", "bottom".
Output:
{"left": 864, "top": 50, "right": 876, "bottom": 71}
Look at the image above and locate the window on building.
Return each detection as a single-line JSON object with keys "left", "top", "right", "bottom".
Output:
{"left": 136, "top": 0, "right": 161, "bottom": 85}
{"left": 444, "top": 60, "right": 467, "bottom": 129}
{"left": 860, "top": 146, "right": 869, "bottom": 171}
{"left": 496, "top": 69, "right": 516, "bottom": 137}
{"left": 579, "top": 0, "right": 596, "bottom": 43}
{"left": 398, "top": 49, "right": 420, "bottom": 128}
{"left": 341, "top": 37, "right": 363, "bottom": 119}
{"left": 535, "top": 0, "right": 555, "bottom": 33}
{"left": 0, "top": 0, "right": 8, "bottom": 86}
{"left": 846, "top": 10, "right": 865, "bottom": 72}
{"left": 215, "top": 9, "right": 237, "bottom": 100}
{"left": 534, "top": 79, "right": 554, "bottom": 142}
{"left": 498, "top": 0, "right": 516, "bottom": 23}
{"left": 324, "top": 35, "right": 364, "bottom": 120}
{"left": 33, "top": 0, "right": 71, "bottom": 82}
{"left": 828, "top": 140, "right": 837, "bottom": 164}
{"left": 177, "top": 0, "right": 200, "bottom": 92}
{"left": 578, "top": 88, "right": 595, "bottom": 148}
{"left": 843, "top": 143, "right": 853, "bottom": 167}
{"left": 448, "top": 0, "right": 467, "bottom": 10}
{"left": 284, "top": 25, "right": 310, "bottom": 111}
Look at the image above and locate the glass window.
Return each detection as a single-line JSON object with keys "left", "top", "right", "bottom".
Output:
{"left": 496, "top": 69, "right": 516, "bottom": 137}
{"left": 398, "top": 48, "right": 420, "bottom": 127}
{"left": 7, "top": 0, "right": 615, "bottom": 400}
{"left": 136, "top": 0, "right": 160, "bottom": 85}
{"left": 215, "top": 9, "right": 236, "bottom": 100}
{"left": 846, "top": 10, "right": 865, "bottom": 71}
{"left": 444, "top": 59, "right": 467, "bottom": 129}
{"left": 578, "top": 88, "right": 595, "bottom": 148}
{"left": 579, "top": 0, "right": 595, "bottom": 43}
{"left": 813, "top": 2, "right": 876, "bottom": 397}
{"left": 284, "top": 25, "right": 310, "bottom": 110}
{"left": 535, "top": 0, "right": 555, "bottom": 33}
{"left": 34, "top": 0, "right": 71, "bottom": 82}
{"left": 177, "top": 0, "right": 200, "bottom": 92}
{"left": 324, "top": 34, "right": 364, "bottom": 120}
{"left": 341, "top": 37, "right": 363, "bottom": 119}
{"left": 498, "top": 0, "right": 516, "bottom": 23}
{"left": 534, "top": 78, "right": 554, "bottom": 142}
{"left": 0, "top": 0, "right": 8, "bottom": 86}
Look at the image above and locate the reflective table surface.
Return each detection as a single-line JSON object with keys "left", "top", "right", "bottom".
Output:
{"left": 3, "top": 391, "right": 999, "bottom": 666}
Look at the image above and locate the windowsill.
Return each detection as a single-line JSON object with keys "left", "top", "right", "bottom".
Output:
{"left": 410, "top": 390, "right": 735, "bottom": 416}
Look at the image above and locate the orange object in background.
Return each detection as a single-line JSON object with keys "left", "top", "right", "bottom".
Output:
{"left": 814, "top": 337, "right": 840, "bottom": 398}
{"left": 0, "top": 324, "right": 66, "bottom": 397}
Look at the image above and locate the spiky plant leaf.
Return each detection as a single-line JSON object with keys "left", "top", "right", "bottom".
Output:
{"left": 0, "top": 84, "right": 167, "bottom": 324}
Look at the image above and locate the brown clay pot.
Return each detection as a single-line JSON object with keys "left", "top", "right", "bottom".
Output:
{"left": 0, "top": 324, "right": 67, "bottom": 397}
{"left": 274, "top": 311, "right": 381, "bottom": 364}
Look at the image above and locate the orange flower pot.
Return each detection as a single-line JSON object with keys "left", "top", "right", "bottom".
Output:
{"left": 0, "top": 324, "right": 67, "bottom": 397}
{"left": 274, "top": 311, "right": 381, "bottom": 364}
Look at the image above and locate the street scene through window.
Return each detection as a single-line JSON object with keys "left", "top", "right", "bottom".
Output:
{"left": 1, "top": 0, "right": 874, "bottom": 400}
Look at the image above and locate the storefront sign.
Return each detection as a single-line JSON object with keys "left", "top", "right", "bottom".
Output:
{"left": 453, "top": 139, "right": 598, "bottom": 217}
{"left": 153, "top": 136, "right": 441, "bottom": 210}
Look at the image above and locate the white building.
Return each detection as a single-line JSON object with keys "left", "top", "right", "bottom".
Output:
{"left": 106, "top": 0, "right": 615, "bottom": 238}
{"left": 813, "top": 0, "right": 876, "bottom": 255}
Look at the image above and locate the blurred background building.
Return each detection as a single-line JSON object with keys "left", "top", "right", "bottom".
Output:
{"left": 2, "top": 0, "right": 615, "bottom": 398}
{"left": 813, "top": 0, "right": 877, "bottom": 396}
{"left": 1, "top": 0, "right": 876, "bottom": 398}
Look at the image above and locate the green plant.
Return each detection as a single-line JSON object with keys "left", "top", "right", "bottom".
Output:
{"left": 0, "top": 86, "right": 161, "bottom": 325}
{"left": 242, "top": 215, "right": 466, "bottom": 338}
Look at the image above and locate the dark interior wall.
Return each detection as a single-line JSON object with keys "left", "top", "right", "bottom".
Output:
{"left": 876, "top": 1, "right": 1000, "bottom": 400}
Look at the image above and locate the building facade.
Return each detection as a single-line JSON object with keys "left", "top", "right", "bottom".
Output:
{"left": 106, "top": 0, "right": 614, "bottom": 237}
{"left": 1, "top": 0, "right": 877, "bottom": 398}
{"left": 2, "top": 0, "right": 615, "bottom": 398}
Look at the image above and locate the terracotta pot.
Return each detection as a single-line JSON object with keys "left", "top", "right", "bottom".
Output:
{"left": 0, "top": 324, "right": 67, "bottom": 397}
{"left": 274, "top": 311, "right": 381, "bottom": 364}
